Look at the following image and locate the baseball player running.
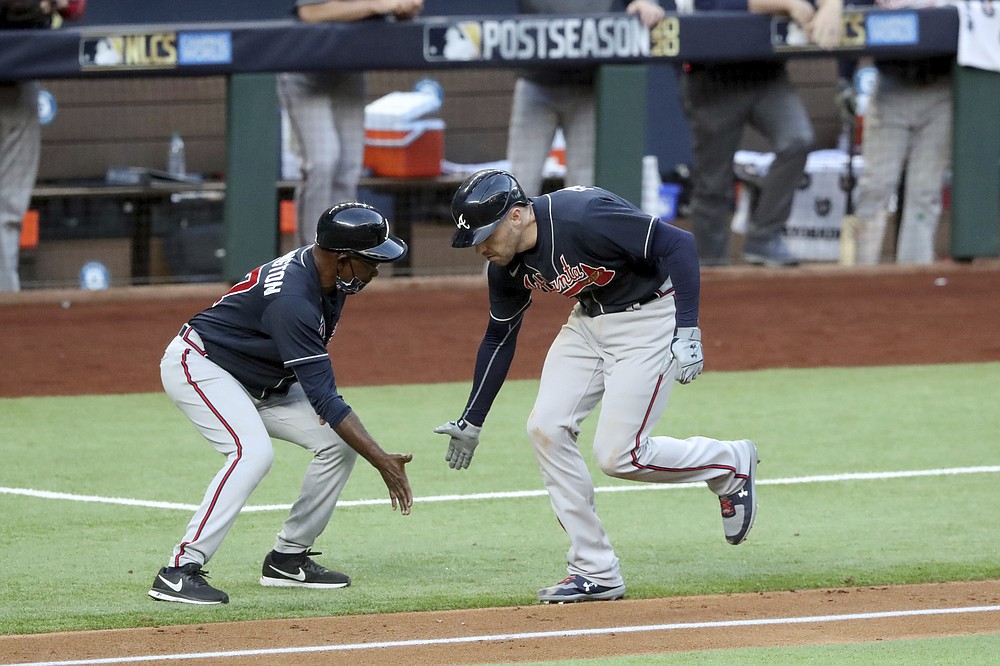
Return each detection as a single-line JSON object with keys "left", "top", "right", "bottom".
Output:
{"left": 149, "top": 203, "right": 413, "bottom": 605}
{"left": 435, "top": 170, "right": 758, "bottom": 603}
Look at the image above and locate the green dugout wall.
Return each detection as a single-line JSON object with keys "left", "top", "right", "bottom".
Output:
{"left": 951, "top": 65, "right": 1000, "bottom": 260}
{"left": 224, "top": 74, "right": 281, "bottom": 282}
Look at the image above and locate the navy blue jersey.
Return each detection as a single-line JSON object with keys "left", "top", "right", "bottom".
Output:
{"left": 461, "top": 186, "right": 700, "bottom": 427}
{"left": 489, "top": 186, "right": 673, "bottom": 319}
{"left": 188, "top": 246, "right": 352, "bottom": 427}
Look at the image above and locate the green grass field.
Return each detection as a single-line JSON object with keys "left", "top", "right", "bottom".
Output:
{"left": 2, "top": 363, "right": 999, "bottom": 660}
{"left": 495, "top": 634, "right": 1000, "bottom": 665}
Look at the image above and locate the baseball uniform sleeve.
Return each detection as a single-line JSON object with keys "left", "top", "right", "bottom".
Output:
{"left": 292, "top": 359, "right": 352, "bottom": 428}
{"left": 460, "top": 264, "right": 532, "bottom": 427}
{"left": 261, "top": 294, "right": 352, "bottom": 427}
{"left": 650, "top": 219, "right": 700, "bottom": 328}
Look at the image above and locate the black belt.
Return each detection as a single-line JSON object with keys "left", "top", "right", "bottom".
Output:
{"left": 179, "top": 323, "right": 193, "bottom": 337}
{"left": 624, "top": 292, "right": 660, "bottom": 312}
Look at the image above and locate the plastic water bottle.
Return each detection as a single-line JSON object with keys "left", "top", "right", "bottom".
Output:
{"left": 413, "top": 78, "right": 444, "bottom": 108}
{"left": 167, "top": 132, "right": 186, "bottom": 178}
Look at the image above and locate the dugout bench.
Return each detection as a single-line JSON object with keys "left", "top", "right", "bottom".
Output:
{"left": 26, "top": 174, "right": 481, "bottom": 285}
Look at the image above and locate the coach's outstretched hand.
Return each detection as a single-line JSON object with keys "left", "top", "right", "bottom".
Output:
{"left": 671, "top": 326, "right": 704, "bottom": 384}
{"left": 434, "top": 419, "right": 481, "bottom": 470}
{"left": 375, "top": 452, "right": 414, "bottom": 515}
{"left": 333, "top": 411, "right": 413, "bottom": 514}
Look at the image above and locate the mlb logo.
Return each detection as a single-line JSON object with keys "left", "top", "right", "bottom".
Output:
{"left": 79, "top": 36, "right": 124, "bottom": 68}
{"left": 424, "top": 22, "right": 482, "bottom": 62}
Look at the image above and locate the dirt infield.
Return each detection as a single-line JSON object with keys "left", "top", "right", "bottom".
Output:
{"left": 3, "top": 581, "right": 999, "bottom": 664}
{"left": 2, "top": 261, "right": 1000, "bottom": 663}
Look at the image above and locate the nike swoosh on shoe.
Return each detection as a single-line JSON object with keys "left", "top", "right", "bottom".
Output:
{"left": 268, "top": 565, "right": 306, "bottom": 581}
{"left": 157, "top": 575, "right": 183, "bottom": 592}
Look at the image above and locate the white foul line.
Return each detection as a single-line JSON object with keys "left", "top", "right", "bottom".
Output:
{"left": 1, "top": 466, "right": 999, "bottom": 513}
{"left": 6, "top": 604, "right": 1000, "bottom": 666}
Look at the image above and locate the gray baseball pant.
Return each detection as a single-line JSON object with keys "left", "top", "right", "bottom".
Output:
{"left": 0, "top": 82, "right": 40, "bottom": 293}
{"left": 853, "top": 74, "right": 952, "bottom": 265}
{"left": 526, "top": 293, "right": 755, "bottom": 587}
{"left": 159, "top": 327, "right": 358, "bottom": 568}
{"left": 506, "top": 78, "right": 595, "bottom": 197}
{"left": 681, "top": 69, "right": 814, "bottom": 262}
{"left": 278, "top": 71, "right": 366, "bottom": 247}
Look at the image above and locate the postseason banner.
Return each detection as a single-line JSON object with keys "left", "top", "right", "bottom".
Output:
{"left": 423, "top": 9, "right": 942, "bottom": 66}
{"left": 0, "top": 8, "right": 957, "bottom": 80}
{"left": 423, "top": 14, "right": 682, "bottom": 63}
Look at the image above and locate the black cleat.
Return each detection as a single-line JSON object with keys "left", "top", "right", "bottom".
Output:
{"left": 720, "top": 440, "right": 759, "bottom": 545}
{"left": 259, "top": 550, "right": 351, "bottom": 589}
{"left": 148, "top": 563, "right": 229, "bottom": 605}
{"left": 537, "top": 574, "right": 625, "bottom": 604}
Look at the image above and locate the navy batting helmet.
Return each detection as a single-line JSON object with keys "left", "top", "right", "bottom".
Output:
{"left": 450, "top": 169, "right": 529, "bottom": 248}
{"left": 315, "top": 202, "right": 407, "bottom": 262}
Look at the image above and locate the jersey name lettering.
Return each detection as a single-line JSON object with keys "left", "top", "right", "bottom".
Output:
{"left": 523, "top": 255, "right": 616, "bottom": 298}
{"left": 263, "top": 249, "right": 297, "bottom": 296}
{"left": 213, "top": 266, "right": 261, "bottom": 306}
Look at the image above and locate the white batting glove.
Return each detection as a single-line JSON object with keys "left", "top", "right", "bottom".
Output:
{"left": 434, "top": 419, "right": 482, "bottom": 470}
{"left": 671, "top": 326, "right": 704, "bottom": 384}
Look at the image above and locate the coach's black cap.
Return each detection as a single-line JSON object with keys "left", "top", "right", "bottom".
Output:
{"left": 450, "top": 169, "right": 529, "bottom": 248}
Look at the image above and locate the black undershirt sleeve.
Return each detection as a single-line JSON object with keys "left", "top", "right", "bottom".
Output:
{"left": 650, "top": 218, "right": 700, "bottom": 329}
{"left": 460, "top": 311, "right": 525, "bottom": 427}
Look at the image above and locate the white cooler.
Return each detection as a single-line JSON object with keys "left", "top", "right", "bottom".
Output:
{"left": 733, "top": 149, "right": 864, "bottom": 262}
{"left": 364, "top": 85, "right": 445, "bottom": 178}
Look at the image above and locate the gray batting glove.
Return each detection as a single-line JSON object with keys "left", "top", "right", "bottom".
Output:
{"left": 434, "top": 419, "right": 481, "bottom": 470}
{"left": 670, "top": 326, "right": 704, "bottom": 384}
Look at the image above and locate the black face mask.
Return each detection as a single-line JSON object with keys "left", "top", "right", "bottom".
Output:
{"left": 335, "top": 258, "right": 367, "bottom": 294}
{"left": 336, "top": 275, "right": 366, "bottom": 294}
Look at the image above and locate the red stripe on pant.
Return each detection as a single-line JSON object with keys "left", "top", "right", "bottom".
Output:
{"left": 628, "top": 373, "right": 744, "bottom": 480}
{"left": 173, "top": 347, "right": 244, "bottom": 567}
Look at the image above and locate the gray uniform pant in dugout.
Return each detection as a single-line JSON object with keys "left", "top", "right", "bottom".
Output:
{"left": 681, "top": 69, "right": 814, "bottom": 263}
{"left": 0, "top": 82, "right": 40, "bottom": 292}
{"left": 506, "top": 78, "right": 595, "bottom": 198}
{"left": 852, "top": 73, "right": 951, "bottom": 265}
{"left": 278, "top": 71, "right": 366, "bottom": 247}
